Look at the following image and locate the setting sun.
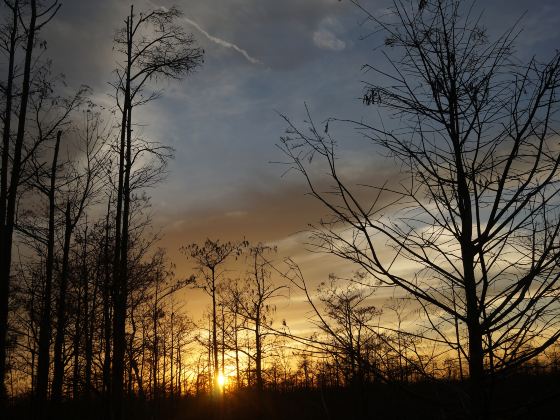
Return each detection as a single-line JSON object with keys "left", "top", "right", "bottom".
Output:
{"left": 217, "top": 373, "right": 226, "bottom": 388}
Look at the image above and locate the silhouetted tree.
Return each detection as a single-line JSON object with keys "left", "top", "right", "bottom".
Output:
{"left": 109, "top": 5, "right": 203, "bottom": 417}
{"left": 283, "top": 265, "right": 386, "bottom": 385}
{"left": 51, "top": 105, "right": 110, "bottom": 402}
{"left": 234, "top": 244, "right": 286, "bottom": 391}
{"left": 279, "top": 0, "right": 560, "bottom": 416}
{"left": 0, "top": 0, "right": 61, "bottom": 399}
{"left": 35, "top": 130, "right": 61, "bottom": 406}
{"left": 182, "top": 239, "right": 246, "bottom": 393}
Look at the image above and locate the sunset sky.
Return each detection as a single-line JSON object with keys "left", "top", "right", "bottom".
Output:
{"left": 40, "top": 0, "right": 560, "bottom": 328}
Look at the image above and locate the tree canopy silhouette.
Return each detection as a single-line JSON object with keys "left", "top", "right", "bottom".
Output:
{"left": 279, "top": 0, "right": 560, "bottom": 416}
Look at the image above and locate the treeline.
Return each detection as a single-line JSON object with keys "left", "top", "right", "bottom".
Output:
{"left": 9, "top": 226, "right": 560, "bottom": 416}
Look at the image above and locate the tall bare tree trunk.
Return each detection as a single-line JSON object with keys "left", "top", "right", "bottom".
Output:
{"left": 0, "top": 0, "right": 35, "bottom": 399}
{"left": 51, "top": 201, "right": 72, "bottom": 402}
{"left": 255, "top": 311, "right": 262, "bottom": 392}
{"left": 36, "top": 131, "right": 62, "bottom": 407}
{"left": 84, "top": 224, "right": 96, "bottom": 399}
{"left": 0, "top": 6, "right": 18, "bottom": 388}
{"left": 170, "top": 310, "right": 174, "bottom": 398}
{"left": 72, "top": 290, "right": 81, "bottom": 399}
{"left": 211, "top": 268, "right": 219, "bottom": 393}
{"left": 111, "top": 7, "right": 133, "bottom": 419}
{"left": 452, "top": 86, "right": 485, "bottom": 417}
{"left": 102, "top": 199, "right": 112, "bottom": 397}
{"left": 234, "top": 312, "right": 240, "bottom": 388}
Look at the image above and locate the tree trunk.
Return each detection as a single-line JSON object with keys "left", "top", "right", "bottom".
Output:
{"left": 211, "top": 268, "right": 219, "bottom": 393}
{"left": 221, "top": 304, "right": 225, "bottom": 379}
{"left": 51, "top": 202, "right": 73, "bottom": 402}
{"left": 464, "top": 249, "right": 485, "bottom": 418}
{"left": 170, "top": 311, "right": 174, "bottom": 398}
{"left": 84, "top": 224, "right": 96, "bottom": 399}
{"left": 0, "top": 0, "right": 35, "bottom": 399}
{"left": 454, "top": 110, "right": 486, "bottom": 416}
{"left": 72, "top": 291, "right": 81, "bottom": 399}
{"left": 152, "top": 290, "right": 158, "bottom": 399}
{"left": 234, "top": 313, "right": 240, "bottom": 388}
{"left": 255, "top": 315, "right": 263, "bottom": 392}
{"left": 102, "top": 199, "right": 112, "bottom": 397}
{"left": 111, "top": 7, "right": 133, "bottom": 419}
{"left": 36, "top": 131, "right": 61, "bottom": 405}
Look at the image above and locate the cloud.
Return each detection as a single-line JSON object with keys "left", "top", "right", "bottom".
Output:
{"left": 312, "top": 17, "right": 346, "bottom": 51}
{"left": 181, "top": 15, "right": 263, "bottom": 65}
{"left": 147, "top": 0, "right": 262, "bottom": 65}
{"left": 313, "top": 29, "right": 346, "bottom": 51}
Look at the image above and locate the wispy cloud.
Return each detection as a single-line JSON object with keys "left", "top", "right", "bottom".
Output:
{"left": 313, "top": 17, "right": 346, "bottom": 51}
{"left": 181, "top": 16, "right": 263, "bottom": 65}
{"left": 313, "top": 29, "right": 346, "bottom": 51}
{"left": 147, "top": 1, "right": 262, "bottom": 65}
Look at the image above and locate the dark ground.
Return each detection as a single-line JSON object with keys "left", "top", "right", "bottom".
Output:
{"left": 4, "top": 374, "right": 560, "bottom": 419}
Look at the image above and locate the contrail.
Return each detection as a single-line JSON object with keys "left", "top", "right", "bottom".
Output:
{"left": 182, "top": 16, "right": 262, "bottom": 65}
{"left": 147, "top": 1, "right": 262, "bottom": 65}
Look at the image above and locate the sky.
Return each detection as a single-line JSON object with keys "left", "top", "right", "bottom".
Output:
{"left": 37, "top": 0, "right": 560, "bottom": 328}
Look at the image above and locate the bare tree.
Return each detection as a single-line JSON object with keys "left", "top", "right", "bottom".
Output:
{"left": 181, "top": 239, "right": 246, "bottom": 393}
{"left": 233, "top": 244, "right": 286, "bottom": 391}
{"left": 0, "top": 0, "right": 61, "bottom": 398}
{"left": 12, "top": 78, "right": 90, "bottom": 408}
{"left": 141, "top": 252, "right": 192, "bottom": 401}
{"left": 278, "top": 0, "right": 560, "bottom": 416}
{"left": 316, "top": 275, "right": 380, "bottom": 386}
{"left": 109, "top": 5, "right": 203, "bottom": 416}
{"left": 51, "top": 105, "right": 110, "bottom": 402}
{"left": 34, "top": 130, "right": 61, "bottom": 406}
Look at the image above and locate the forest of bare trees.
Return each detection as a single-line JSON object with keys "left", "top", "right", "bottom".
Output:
{"left": 1, "top": 0, "right": 560, "bottom": 419}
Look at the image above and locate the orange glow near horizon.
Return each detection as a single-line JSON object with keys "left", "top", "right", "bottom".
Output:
{"left": 217, "top": 372, "right": 226, "bottom": 388}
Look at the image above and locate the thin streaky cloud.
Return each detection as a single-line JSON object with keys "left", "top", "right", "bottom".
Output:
{"left": 182, "top": 16, "right": 263, "bottom": 65}
{"left": 147, "top": 1, "right": 262, "bottom": 65}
